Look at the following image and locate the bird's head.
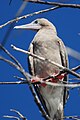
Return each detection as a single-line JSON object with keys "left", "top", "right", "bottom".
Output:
{"left": 14, "top": 18, "right": 57, "bottom": 34}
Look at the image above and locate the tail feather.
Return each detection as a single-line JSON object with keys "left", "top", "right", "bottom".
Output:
{"left": 54, "top": 109, "right": 63, "bottom": 120}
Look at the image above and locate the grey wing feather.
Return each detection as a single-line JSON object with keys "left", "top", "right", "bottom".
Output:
{"left": 28, "top": 42, "right": 50, "bottom": 115}
{"left": 57, "top": 38, "right": 69, "bottom": 105}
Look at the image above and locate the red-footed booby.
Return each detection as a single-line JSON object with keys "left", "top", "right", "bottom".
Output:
{"left": 14, "top": 18, "right": 69, "bottom": 120}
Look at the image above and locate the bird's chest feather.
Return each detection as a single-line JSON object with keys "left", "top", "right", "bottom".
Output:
{"left": 32, "top": 34, "right": 62, "bottom": 78}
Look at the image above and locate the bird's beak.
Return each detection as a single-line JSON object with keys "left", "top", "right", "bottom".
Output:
{"left": 14, "top": 22, "right": 41, "bottom": 30}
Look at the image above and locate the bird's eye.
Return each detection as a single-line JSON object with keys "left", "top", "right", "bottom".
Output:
{"left": 34, "top": 20, "right": 38, "bottom": 24}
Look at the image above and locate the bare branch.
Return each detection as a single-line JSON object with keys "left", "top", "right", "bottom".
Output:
{"left": 9, "top": 0, "right": 13, "bottom": 5}
{"left": 3, "top": 109, "right": 27, "bottom": 120}
{"left": 0, "top": 56, "right": 20, "bottom": 70}
{"left": 3, "top": 1, "right": 80, "bottom": 30}
{"left": 11, "top": 44, "right": 80, "bottom": 78}
{"left": 72, "top": 65, "right": 80, "bottom": 71}
{"left": 0, "top": 81, "right": 27, "bottom": 85}
{"left": 0, "top": 6, "right": 59, "bottom": 28}
{"left": 24, "top": 0, "right": 80, "bottom": 9}
{"left": 0, "top": 44, "right": 22, "bottom": 68}
{"left": 4, "top": 0, "right": 80, "bottom": 30}
{"left": 66, "top": 46, "right": 80, "bottom": 61}
{"left": 3, "top": 115, "right": 20, "bottom": 120}
{"left": 0, "top": 45, "right": 32, "bottom": 81}
{"left": 0, "top": 1, "right": 27, "bottom": 48}
{"left": 16, "top": 1, "right": 28, "bottom": 17}
{"left": 10, "top": 109, "right": 27, "bottom": 120}
{"left": 1, "top": 0, "right": 79, "bottom": 46}
{"left": 14, "top": 76, "right": 26, "bottom": 81}
{"left": 63, "top": 115, "right": 80, "bottom": 120}
{"left": 69, "top": 78, "right": 80, "bottom": 80}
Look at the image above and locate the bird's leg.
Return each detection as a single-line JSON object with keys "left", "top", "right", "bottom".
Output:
{"left": 31, "top": 76, "right": 42, "bottom": 83}
{"left": 30, "top": 76, "right": 47, "bottom": 87}
{"left": 30, "top": 71, "right": 67, "bottom": 85}
{"left": 50, "top": 72, "right": 66, "bottom": 83}
{"left": 42, "top": 71, "right": 66, "bottom": 83}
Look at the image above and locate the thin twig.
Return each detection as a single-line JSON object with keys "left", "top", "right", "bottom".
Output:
{"left": 14, "top": 76, "right": 26, "bottom": 81}
{"left": 0, "top": 46, "right": 31, "bottom": 81}
{"left": 11, "top": 45, "right": 80, "bottom": 78}
{"left": 25, "top": 0, "right": 80, "bottom": 9}
{"left": 3, "top": 115, "right": 20, "bottom": 120}
{"left": 0, "top": 44, "right": 22, "bottom": 68}
{"left": 0, "top": 56, "right": 20, "bottom": 70}
{"left": 66, "top": 46, "right": 80, "bottom": 61}
{"left": 63, "top": 115, "right": 80, "bottom": 120}
{"left": 10, "top": 109, "right": 27, "bottom": 120}
{"left": 9, "top": 0, "right": 13, "bottom": 5}
{"left": 0, "top": 81, "right": 27, "bottom": 85}
{"left": 0, "top": 6, "right": 59, "bottom": 28}
{"left": 69, "top": 78, "right": 80, "bottom": 80}
{"left": 0, "top": 55, "right": 33, "bottom": 84}
{"left": 3, "top": 109, "right": 27, "bottom": 120}
{"left": 72, "top": 65, "right": 80, "bottom": 71}
{"left": 0, "top": 1, "right": 27, "bottom": 47}
{"left": 4, "top": 0, "right": 80, "bottom": 29}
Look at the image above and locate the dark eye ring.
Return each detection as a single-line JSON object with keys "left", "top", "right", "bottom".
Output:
{"left": 34, "top": 20, "right": 38, "bottom": 24}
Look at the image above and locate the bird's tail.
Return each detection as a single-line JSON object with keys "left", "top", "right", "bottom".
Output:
{"left": 53, "top": 109, "right": 63, "bottom": 120}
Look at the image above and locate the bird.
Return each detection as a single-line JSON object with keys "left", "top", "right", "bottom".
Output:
{"left": 14, "top": 18, "right": 69, "bottom": 120}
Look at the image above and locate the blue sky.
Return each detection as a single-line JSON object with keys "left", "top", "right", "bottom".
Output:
{"left": 0, "top": 0, "right": 80, "bottom": 120}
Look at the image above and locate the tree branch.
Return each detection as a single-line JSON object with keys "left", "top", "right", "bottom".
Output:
{"left": 3, "top": 109, "right": 80, "bottom": 120}
{"left": 0, "top": 1, "right": 28, "bottom": 48}
{"left": 0, "top": 56, "right": 30, "bottom": 81}
{"left": 63, "top": 115, "right": 80, "bottom": 120}
{"left": 0, "top": 44, "right": 22, "bottom": 68}
{"left": 2, "top": 0, "right": 80, "bottom": 29}
{"left": 24, "top": 0, "right": 80, "bottom": 9}
{"left": 11, "top": 44, "right": 80, "bottom": 79}
{"left": 72, "top": 65, "right": 80, "bottom": 71}
{"left": 0, "top": 56, "right": 20, "bottom": 70}
{"left": 0, "top": 81, "right": 27, "bottom": 85}
{"left": 0, "top": 6, "right": 59, "bottom": 28}
{"left": 0, "top": 44, "right": 32, "bottom": 81}
{"left": 3, "top": 115, "right": 20, "bottom": 120}
{"left": 66, "top": 46, "right": 80, "bottom": 61}
{"left": 3, "top": 109, "right": 27, "bottom": 120}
